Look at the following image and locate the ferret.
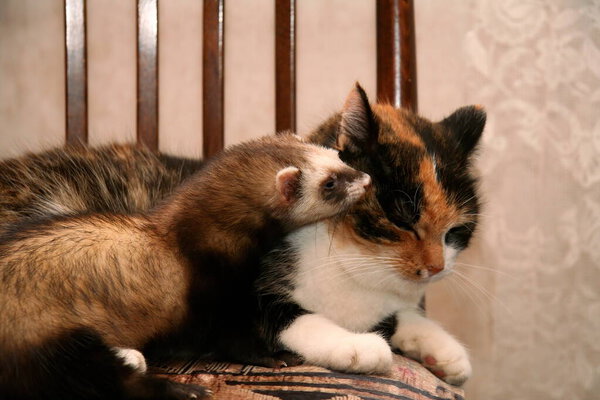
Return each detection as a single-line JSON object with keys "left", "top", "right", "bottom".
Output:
{"left": 0, "top": 134, "right": 371, "bottom": 400}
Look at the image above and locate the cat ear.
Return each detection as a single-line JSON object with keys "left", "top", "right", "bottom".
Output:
{"left": 439, "top": 105, "right": 486, "bottom": 157}
{"left": 275, "top": 166, "right": 301, "bottom": 204}
{"left": 336, "top": 83, "right": 378, "bottom": 153}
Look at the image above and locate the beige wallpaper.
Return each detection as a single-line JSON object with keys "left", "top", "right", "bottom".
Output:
{"left": 87, "top": 0, "right": 137, "bottom": 146}
{"left": 0, "top": 0, "right": 65, "bottom": 157}
{"left": 1, "top": 1, "right": 599, "bottom": 399}
{"left": 158, "top": 0, "right": 203, "bottom": 157}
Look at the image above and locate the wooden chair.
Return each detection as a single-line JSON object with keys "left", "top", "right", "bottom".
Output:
{"left": 63, "top": 1, "right": 462, "bottom": 399}
{"left": 64, "top": 0, "right": 417, "bottom": 156}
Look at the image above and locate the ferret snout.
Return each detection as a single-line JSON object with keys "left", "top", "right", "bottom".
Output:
{"left": 344, "top": 171, "right": 372, "bottom": 203}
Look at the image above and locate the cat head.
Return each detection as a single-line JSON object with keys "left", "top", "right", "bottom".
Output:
{"left": 316, "top": 83, "right": 485, "bottom": 284}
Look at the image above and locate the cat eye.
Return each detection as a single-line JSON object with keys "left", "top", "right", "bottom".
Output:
{"left": 445, "top": 225, "right": 471, "bottom": 247}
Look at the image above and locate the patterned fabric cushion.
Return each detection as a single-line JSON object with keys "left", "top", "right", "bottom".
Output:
{"left": 154, "top": 354, "right": 464, "bottom": 400}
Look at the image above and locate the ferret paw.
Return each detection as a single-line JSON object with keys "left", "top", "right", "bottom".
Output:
{"left": 326, "top": 333, "right": 393, "bottom": 374}
{"left": 114, "top": 347, "right": 148, "bottom": 374}
{"left": 392, "top": 328, "right": 471, "bottom": 386}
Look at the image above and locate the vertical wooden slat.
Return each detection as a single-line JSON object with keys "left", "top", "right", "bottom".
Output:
{"left": 64, "top": 0, "right": 88, "bottom": 145}
{"left": 203, "top": 0, "right": 225, "bottom": 159}
{"left": 275, "top": 0, "right": 296, "bottom": 133}
{"left": 376, "top": 0, "right": 417, "bottom": 111}
{"left": 137, "top": 0, "right": 159, "bottom": 150}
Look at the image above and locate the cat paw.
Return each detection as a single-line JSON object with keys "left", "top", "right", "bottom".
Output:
{"left": 392, "top": 326, "right": 471, "bottom": 385}
{"left": 326, "top": 333, "right": 393, "bottom": 374}
{"left": 114, "top": 347, "right": 148, "bottom": 374}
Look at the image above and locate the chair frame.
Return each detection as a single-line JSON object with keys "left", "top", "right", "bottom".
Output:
{"left": 64, "top": 0, "right": 417, "bottom": 157}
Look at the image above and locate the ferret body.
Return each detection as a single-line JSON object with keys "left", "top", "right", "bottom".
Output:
{"left": 0, "top": 134, "right": 371, "bottom": 400}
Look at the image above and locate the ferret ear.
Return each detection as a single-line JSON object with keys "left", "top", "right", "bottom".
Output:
{"left": 276, "top": 166, "right": 301, "bottom": 204}
{"left": 336, "top": 82, "right": 379, "bottom": 153}
{"left": 439, "top": 105, "right": 486, "bottom": 157}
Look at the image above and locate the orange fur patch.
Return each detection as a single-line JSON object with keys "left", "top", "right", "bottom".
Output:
{"left": 372, "top": 104, "right": 425, "bottom": 148}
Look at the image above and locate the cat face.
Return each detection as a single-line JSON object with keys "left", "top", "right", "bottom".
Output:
{"left": 318, "top": 84, "right": 485, "bottom": 284}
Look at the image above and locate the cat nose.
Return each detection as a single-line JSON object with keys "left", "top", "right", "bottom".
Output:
{"left": 426, "top": 265, "right": 444, "bottom": 276}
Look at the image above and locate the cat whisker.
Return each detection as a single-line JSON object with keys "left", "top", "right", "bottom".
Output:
{"left": 295, "top": 260, "right": 399, "bottom": 277}
{"left": 413, "top": 182, "right": 423, "bottom": 215}
{"left": 439, "top": 274, "right": 463, "bottom": 309}
{"left": 451, "top": 270, "right": 512, "bottom": 315}
{"left": 457, "top": 194, "right": 477, "bottom": 208}
{"left": 454, "top": 262, "right": 516, "bottom": 280}
{"left": 294, "top": 261, "right": 402, "bottom": 282}
{"left": 460, "top": 213, "right": 491, "bottom": 218}
{"left": 312, "top": 254, "right": 405, "bottom": 262}
{"left": 444, "top": 273, "right": 488, "bottom": 317}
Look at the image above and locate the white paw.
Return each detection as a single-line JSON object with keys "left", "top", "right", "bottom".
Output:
{"left": 392, "top": 325, "right": 471, "bottom": 385}
{"left": 279, "top": 314, "right": 393, "bottom": 375}
{"left": 113, "top": 347, "right": 147, "bottom": 374}
{"left": 325, "top": 333, "right": 393, "bottom": 374}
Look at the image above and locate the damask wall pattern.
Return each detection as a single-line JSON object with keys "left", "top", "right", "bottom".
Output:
{"left": 421, "top": 1, "right": 600, "bottom": 399}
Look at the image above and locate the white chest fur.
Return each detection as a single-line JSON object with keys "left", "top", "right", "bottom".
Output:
{"left": 287, "top": 221, "right": 425, "bottom": 333}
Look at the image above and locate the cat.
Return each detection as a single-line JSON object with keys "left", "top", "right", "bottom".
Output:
{"left": 255, "top": 84, "right": 484, "bottom": 386}
{"left": 0, "top": 133, "right": 371, "bottom": 400}
{"left": 0, "top": 83, "right": 484, "bottom": 386}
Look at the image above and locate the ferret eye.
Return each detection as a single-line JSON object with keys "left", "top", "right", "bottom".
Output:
{"left": 323, "top": 177, "right": 337, "bottom": 190}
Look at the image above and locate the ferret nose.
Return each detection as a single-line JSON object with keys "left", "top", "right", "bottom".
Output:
{"left": 426, "top": 265, "right": 444, "bottom": 276}
{"left": 360, "top": 173, "right": 371, "bottom": 190}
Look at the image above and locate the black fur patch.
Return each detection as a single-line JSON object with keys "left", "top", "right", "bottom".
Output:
{"left": 0, "top": 328, "right": 207, "bottom": 400}
{"left": 371, "top": 314, "right": 398, "bottom": 342}
{"left": 255, "top": 241, "right": 308, "bottom": 351}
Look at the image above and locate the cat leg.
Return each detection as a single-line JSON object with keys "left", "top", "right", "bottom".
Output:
{"left": 390, "top": 309, "right": 471, "bottom": 386}
{"left": 279, "top": 313, "right": 392, "bottom": 374}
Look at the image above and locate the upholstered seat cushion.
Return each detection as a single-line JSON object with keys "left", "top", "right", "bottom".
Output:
{"left": 155, "top": 354, "right": 464, "bottom": 400}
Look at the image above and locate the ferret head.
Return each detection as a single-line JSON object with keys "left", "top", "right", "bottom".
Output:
{"left": 272, "top": 137, "right": 371, "bottom": 227}
{"left": 157, "top": 134, "right": 370, "bottom": 237}
{"left": 153, "top": 134, "right": 371, "bottom": 261}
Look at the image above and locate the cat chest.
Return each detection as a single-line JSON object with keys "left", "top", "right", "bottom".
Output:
{"left": 290, "top": 264, "right": 402, "bottom": 333}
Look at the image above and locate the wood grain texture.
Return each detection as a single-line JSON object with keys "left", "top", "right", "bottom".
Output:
{"left": 275, "top": 0, "right": 296, "bottom": 134}
{"left": 137, "top": 0, "right": 159, "bottom": 150}
{"left": 203, "top": 0, "right": 225, "bottom": 159}
{"left": 64, "top": 0, "right": 88, "bottom": 145}
{"left": 376, "top": 0, "right": 417, "bottom": 111}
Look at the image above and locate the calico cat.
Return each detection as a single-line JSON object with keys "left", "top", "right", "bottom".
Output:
{"left": 0, "top": 143, "right": 203, "bottom": 231}
{"left": 256, "top": 84, "right": 484, "bottom": 386}
{"left": 0, "top": 134, "right": 371, "bottom": 400}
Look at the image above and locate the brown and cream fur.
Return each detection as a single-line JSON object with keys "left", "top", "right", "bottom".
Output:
{"left": 0, "top": 134, "right": 369, "bottom": 400}
{"left": 1, "top": 215, "right": 190, "bottom": 353}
